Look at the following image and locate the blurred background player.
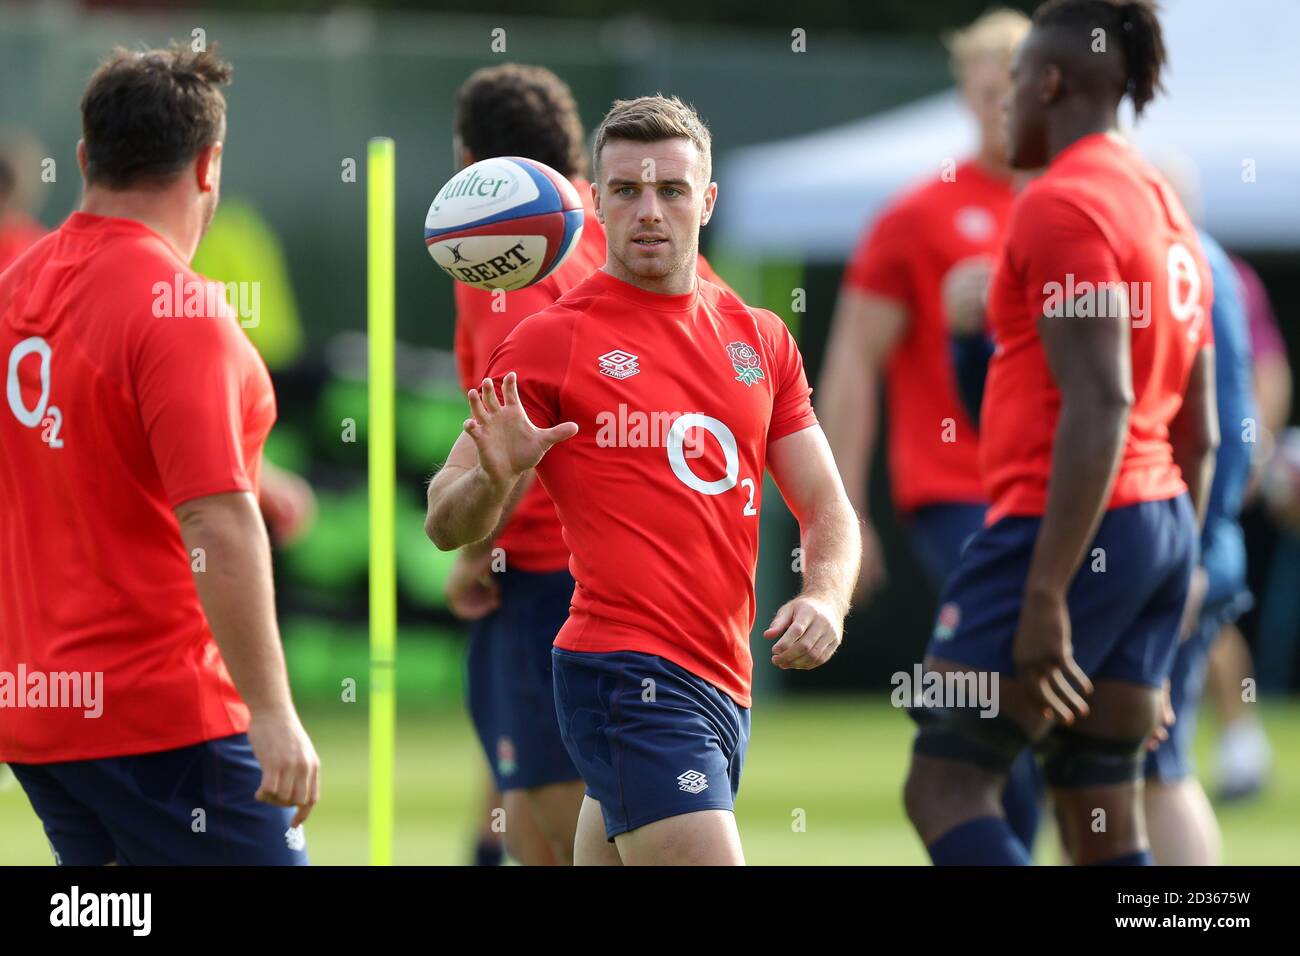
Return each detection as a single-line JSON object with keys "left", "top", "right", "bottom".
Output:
{"left": 1142, "top": 154, "right": 1256, "bottom": 865}
{"left": 1206, "top": 251, "right": 1293, "bottom": 800}
{"left": 903, "top": 0, "right": 1216, "bottom": 865}
{"left": 444, "top": 65, "right": 732, "bottom": 865}
{"left": 818, "top": 6, "right": 1044, "bottom": 854}
{"left": 0, "top": 45, "right": 318, "bottom": 864}
{"left": 427, "top": 95, "right": 860, "bottom": 865}
{"left": 0, "top": 136, "right": 48, "bottom": 273}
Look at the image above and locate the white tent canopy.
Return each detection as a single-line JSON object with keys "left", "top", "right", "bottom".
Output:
{"left": 714, "top": 0, "right": 1300, "bottom": 260}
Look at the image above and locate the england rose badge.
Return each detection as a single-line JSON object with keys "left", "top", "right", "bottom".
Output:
{"left": 727, "top": 341, "right": 764, "bottom": 387}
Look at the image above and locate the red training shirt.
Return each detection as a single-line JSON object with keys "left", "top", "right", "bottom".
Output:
{"left": 981, "top": 134, "right": 1213, "bottom": 524}
{"left": 484, "top": 270, "right": 817, "bottom": 707}
{"left": 0, "top": 212, "right": 275, "bottom": 763}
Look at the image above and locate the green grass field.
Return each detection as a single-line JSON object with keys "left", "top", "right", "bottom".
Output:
{"left": 3, "top": 697, "right": 1297, "bottom": 865}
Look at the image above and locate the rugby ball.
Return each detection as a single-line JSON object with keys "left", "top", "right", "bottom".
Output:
{"left": 424, "top": 156, "right": 584, "bottom": 292}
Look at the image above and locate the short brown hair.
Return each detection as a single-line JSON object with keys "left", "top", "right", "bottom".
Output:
{"left": 454, "top": 64, "right": 586, "bottom": 178}
{"left": 943, "top": 8, "right": 1031, "bottom": 80}
{"left": 592, "top": 95, "right": 712, "bottom": 183}
{"left": 81, "top": 44, "right": 232, "bottom": 190}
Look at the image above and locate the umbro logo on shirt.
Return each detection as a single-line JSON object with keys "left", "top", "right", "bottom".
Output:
{"left": 677, "top": 769, "right": 709, "bottom": 794}
{"left": 598, "top": 349, "right": 640, "bottom": 380}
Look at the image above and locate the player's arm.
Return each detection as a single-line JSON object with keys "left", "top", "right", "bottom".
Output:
{"left": 818, "top": 288, "right": 904, "bottom": 519}
{"left": 425, "top": 425, "right": 520, "bottom": 551}
{"left": 133, "top": 293, "right": 319, "bottom": 826}
{"left": 460, "top": 469, "right": 536, "bottom": 558}
{"left": 176, "top": 490, "right": 319, "bottom": 825}
{"left": 816, "top": 288, "right": 905, "bottom": 599}
{"left": 763, "top": 424, "right": 862, "bottom": 670}
{"left": 1015, "top": 303, "right": 1132, "bottom": 722}
{"left": 1030, "top": 304, "right": 1134, "bottom": 593}
{"left": 443, "top": 284, "right": 545, "bottom": 615}
{"left": 425, "top": 373, "right": 576, "bottom": 551}
{"left": 443, "top": 470, "right": 535, "bottom": 621}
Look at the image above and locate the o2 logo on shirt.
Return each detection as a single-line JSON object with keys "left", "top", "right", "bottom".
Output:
{"left": 6, "top": 336, "right": 65, "bottom": 448}
{"left": 1166, "top": 242, "right": 1204, "bottom": 343}
{"left": 665, "top": 413, "right": 757, "bottom": 517}
{"left": 954, "top": 206, "right": 996, "bottom": 243}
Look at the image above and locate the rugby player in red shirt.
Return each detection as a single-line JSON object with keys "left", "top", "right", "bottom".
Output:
{"left": 446, "top": 66, "right": 734, "bottom": 866}
{"left": 902, "top": 0, "right": 1218, "bottom": 865}
{"left": 427, "top": 95, "right": 860, "bottom": 865}
{"left": 0, "top": 46, "right": 318, "bottom": 865}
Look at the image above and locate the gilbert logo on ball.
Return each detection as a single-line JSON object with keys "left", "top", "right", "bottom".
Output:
{"left": 424, "top": 156, "right": 584, "bottom": 292}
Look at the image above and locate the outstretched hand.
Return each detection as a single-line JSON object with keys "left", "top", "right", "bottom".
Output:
{"left": 464, "top": 372, "right": 578, "bottom": 487}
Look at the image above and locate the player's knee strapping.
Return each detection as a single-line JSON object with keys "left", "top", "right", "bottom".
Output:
{"left": 908, "top": 704, "right": 1030, "bottom": 775}
{"left": 1038, "top": 728, "right": 1147, "bottom": 788}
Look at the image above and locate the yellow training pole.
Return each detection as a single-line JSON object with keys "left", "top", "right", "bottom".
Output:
{"left": 367, "top": 136, "right": 396, "bottom": 866}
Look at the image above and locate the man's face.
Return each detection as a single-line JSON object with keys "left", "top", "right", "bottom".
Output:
{"left": 1004, "top": 33, "right": 1051, "bottom": 170}
{"left": 961, "top": 54, "right": 1014, "bottom": 163}
{"left": 593, "top": 137, "right": 716, "bottom": 284}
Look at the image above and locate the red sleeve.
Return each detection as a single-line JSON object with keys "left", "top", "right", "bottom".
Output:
{"left": 131, "top": 297, "right": 259, "bottom": 508}
{"left": 763, "top": 311, "right": 818, "bottom": 444}
{"left": 841, "top": 205, "right": 914, "bottom": 306}
{"left": 455, "top": 281, "right": 562, "bottom": 391}
{"left": 1013, "top": 188, "right": 1123, "bottom": 318}
{"left": 482, "top": 309, "right": 573, "bottom": 430}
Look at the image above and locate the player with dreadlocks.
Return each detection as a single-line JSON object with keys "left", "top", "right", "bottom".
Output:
{"left": 902, "top": 0, "right": 1219, "bottom": 865}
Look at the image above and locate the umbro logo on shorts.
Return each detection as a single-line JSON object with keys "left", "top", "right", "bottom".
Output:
{"left": 677, "top": 769, "right": 709, "bottom": 794}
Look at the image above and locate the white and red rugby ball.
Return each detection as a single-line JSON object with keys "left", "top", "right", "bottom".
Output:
{"left": 423, "top": 156, "right": 585, "bottom": 292}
